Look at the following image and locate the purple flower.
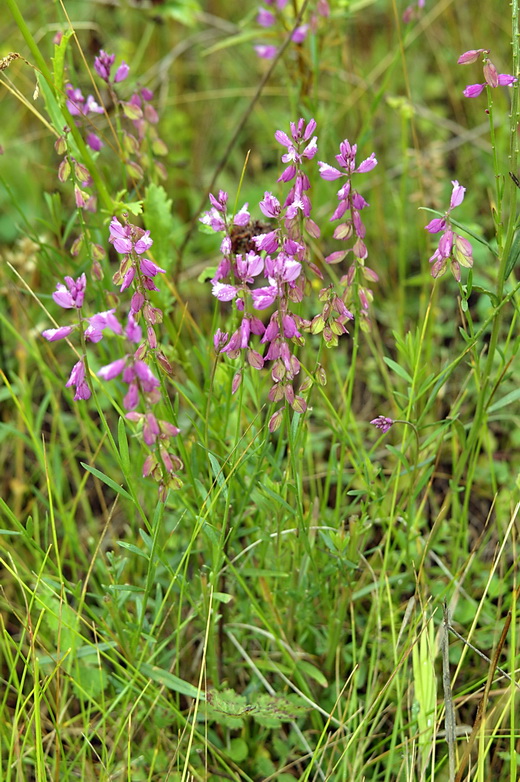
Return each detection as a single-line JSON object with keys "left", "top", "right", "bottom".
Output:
{"left": 255, "top": 45, "right": 278, "bottom": 59}
{"left": 86, "top": 132, "right": 103, "bottom": 151}
{"left": 94, "top": 50, "right": 129, "bottom": 84}
{"left": 212, "top": 282, "right": 238, "bottom": 302}
{"left": 109, "top": 217, "right": 153, "bottom": 255}
{"left": 65, "top": 84, "right": 104, "bottom": 117}
{"left": 458, "top": 49, "right": 517, "bottom": 98}
{"left": 291, "top": 25, "right": 309, "bottom": 43}
{"left": 42, "top": 325, "right": 75, "bottom": 342}
{"left": 94, "top": 50, "right": 115, "bottom": 81}
{"left": 370, "top": 415, "right": 394, "bottom": 433}
{"left": 425, "top": 180, "right": 473, "bottom": 281}
{"left": 257, "top": 7, "right": 276, "bottom": 26}
{"left": 66, "top": 359, "right": 91, "bottom": 401}
{"left": 52, "top": 274, "right": 87, "bottom": 309}
{"left": 457, "top": 48, "right": 488, "bottom": 64}
{"left": 84, "top": 309, "right": 123, "bottom": 342}
{"left": 114, "top": 62, "right": 129, "bottom": 83}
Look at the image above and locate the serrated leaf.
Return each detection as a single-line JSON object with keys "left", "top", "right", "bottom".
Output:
{"left": 207, "top": 688, "right": 248, "bottom": 715}
{"left": 52, "top": 30, "right": 74, "bottom": 93}
{"left": 143, "top": 183, "right": 176, "bottom": 267}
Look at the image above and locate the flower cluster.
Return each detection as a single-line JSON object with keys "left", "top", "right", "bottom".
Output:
{"left": 94, "top": 50, "right": 129, "bottom": 84}
{"left": 42, "top": 273, "right": 122, "bottom": 399}
{"left": 370, "top": 415, "right": 394, "bottom": 434}
{"left": 318, "top": 139, "right": 378, "bottom": 322}
{"left": 424, "top": 180, "right": 473, "bottom": 281}
{"left": 457, "top": 49, "right": 517, "bottom": 98}
{"left": 42, "top": 219, "right": 181, "bottom": 498}
{"left": 202, "top": 119, "right": 372, "bottom": 430}
{"left": 202, "top": 119, "right": 330, "bottom": 430}
{"left": 402, "top": 0, "right": 425, "bottom": 24}
{"left": 254, "top": 0, "right": 330, "bottom": 60}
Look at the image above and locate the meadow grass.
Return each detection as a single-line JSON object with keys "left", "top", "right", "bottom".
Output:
{"left": 0, "top": 1, "right": 519, "bottom": 780}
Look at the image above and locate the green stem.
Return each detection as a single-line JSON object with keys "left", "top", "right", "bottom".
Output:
{"left": 6, "top": 0, "right": 114, "bottom": 213}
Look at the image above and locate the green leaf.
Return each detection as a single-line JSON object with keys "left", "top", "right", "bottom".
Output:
{"left": 207, "top": 452, "right": 228, "bottom": 500}
{"left": 52, "top": 29, "right": 74, "bottom": 93}
{"left": 228, "top": 738, "right": 248, "bottom": 763}
{"left": 488, "top": 388, "right": 520, "bottom": 413}
{"left": 143, "top": 183, "right": 177, "bottom": 266}
{"left": 383, "top": 357, "right": 413, "bottom": 384}
{"left": 505, "top": 231, "right": 520, "bottom": 280}
{"left": 141, "top": 663, "right": 204, "bottom": 700}
{"left": 80, "top": 463, "right": 133, "bottom": 502}
{"left": 207, "top": 688, "right": 247, "bottom": 715}
{"left": 117, "top": 417, "right": 130, "bottom": 472}
{"left": 298, "top": 660, "right": 328, "bottom": 688}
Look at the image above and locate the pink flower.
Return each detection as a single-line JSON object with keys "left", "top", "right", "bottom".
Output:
{"left": 458, "top": 49, "right": 517, "bottom": 98}
{"left": 424, "top": 180, "right": 473, "bottom": 281}
{"left": 257, "top": 8, "right": 276, "bottom": 26}
{"left": 52, "top": 274, "right": 87, "bottom": 309}
{"left": 66, "top": 359, "right": 91, "bottom": 401}
{"left": 370, "top": 415, "right": 394, "bottom": 433}
{"left": 255, "top": 45, "right": 278, "bottom": 59}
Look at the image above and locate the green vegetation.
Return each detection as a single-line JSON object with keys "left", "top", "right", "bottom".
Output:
{"left": 1, "top": 1, "right": 518, "bottom": 780}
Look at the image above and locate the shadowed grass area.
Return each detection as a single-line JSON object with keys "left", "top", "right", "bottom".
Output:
{"left": 0, "top": 0, "right": 519, "bottom": 780}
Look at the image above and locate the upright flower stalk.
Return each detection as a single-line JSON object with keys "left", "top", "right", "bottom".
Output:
{"left": 424, "top": 180, "right": 473, "bottom": 281}
{"left": 318, "top": 139, "right": 378, "bottom": 325}
{"left": 203, "top": 119, "right": 378, "bottom": 431}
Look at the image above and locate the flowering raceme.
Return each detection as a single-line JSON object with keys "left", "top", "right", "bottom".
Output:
{"left": 457, "top": 48, "right": 517, "bottom": 98}
{"left": 318, "top": 139, "right": 378, "bottom": 322}
{"left": 42, "top": 273, "right": 122, "bottom": 400}
{"left": 254, "top": 0, "right": 329, "bottom": 60}
{"left": 201, "top": 118, "right": 378, "bottom": 430}
{"left": 424, "top": 180, "right": 473, "bottom": 281}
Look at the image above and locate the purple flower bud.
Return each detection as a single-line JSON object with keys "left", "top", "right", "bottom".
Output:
{"left": 498, "top": 73, "right": 517, "bottom": 86}
{"left": 86, "top": 133, "right": 103, "bottom": 151}
{"left": 370, "top": 415, "right": 394, "bottom": 433}
{"left": 98, "top": 357, "right": 127, "bottom": 381}
{"left": 259, "top": 191, "right": 281, "bottom": 218}
{"left": 42, "top": 325, "right": 74, "bottom": 342}
{"left": 251, "top": 285, "right": 278, "bottom": 310}
{"left": 255, "top": 45, "right": 278, "bottom": 59}
{"left": 318, "top": 162, "right": 343, "bottom": 180}
{"left": 268, "top": 408, "right": 284, "bottom": 433}
{"left": 114, "top": 62, "right": 130, "bottom": 82}
{"left": 94, "top": 50, "right": 115, "bottom": 81}
{"left": 425, "top": 217, "right": 446, "bottom": 233}
{"left": 449, "top": 180, "right": 465, "bottom": 209}
{"left": 291, "top": 24, "right": 309, "bottom": 43}
{"left": 457, "top": 49, "right": 487, "bottom": 65}
{"left": 463, "top": 83, "right": 486, "bottom": 98}
{"left": 233, "top": 204, "right": 250, "bottom": 226}
{"left": 140, "top": 258, "right": 166, "bottom": 277}
{"left": 232, "top": 371, "right": 242, "bottom": 394}
{"left": 213, "top": 328, "right": 229, "bottom": 351}
{"left": 257, "top": 8, "right": 276, "bottom": 26}
{"left": 212, "top": 282, "right": 237, "bottom": 301}
{"left": 66, "top": 359, "right": 91, "bottom": 401}
{"left": 126, "top": 313, "right": 142, "bottom": 343}
{"left": 483, "top": 59, "right": 499, "bottom": 88}
{"left": 356, "top": 153, "right": 378, "bottom": 173}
